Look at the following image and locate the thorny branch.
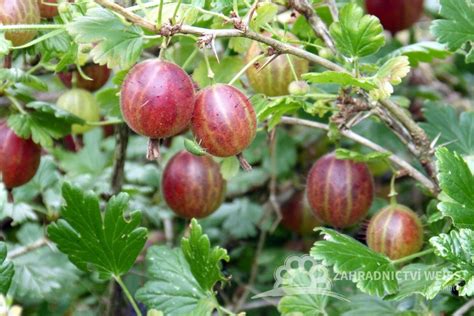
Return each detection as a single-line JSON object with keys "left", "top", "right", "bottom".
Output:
{"left": 289, "top": 0, "right": 336, "bottom": 53}
{"left": 95, "top": 0, "right": 438, "bottom": 193}
{"left": 280, "top": 116, "right": 437, "bottom": 194}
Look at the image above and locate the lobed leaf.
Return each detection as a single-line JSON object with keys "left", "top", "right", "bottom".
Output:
{"left": 431, "top": 0, "right": 474, "bottom": 63}
{"left": 47, "top": 183, "right": 148, "bottom": 279}
{"left": 329, "top": 3, "right": 385, "bottom": 58}
{"left": 67, "top": 7, "right": 144, "bottom": 69}
{"left": 311, "top": 228, "right": 398, "bottom": 297}
{"left": 181, "top": 219, "right": 230, "bottom": 291}
{"left": 435, "top": 148, "right": 474, "bottom": 228}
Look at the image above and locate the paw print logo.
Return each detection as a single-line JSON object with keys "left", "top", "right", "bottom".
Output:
{"left": 274, "top": 255, "right": 331, "bottom": 291}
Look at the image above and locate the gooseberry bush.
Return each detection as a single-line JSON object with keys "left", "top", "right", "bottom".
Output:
{"left": 1, "top": 0, "right": 474, "bottom": 315}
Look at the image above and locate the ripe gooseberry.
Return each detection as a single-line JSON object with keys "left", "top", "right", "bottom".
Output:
{"left": 0, "top": 122, "right": 41, "bottom": 189}
{"left": 281, "top": 190, "right": 322, "bottom": 235}
{"left": 365, "top": 0, "right": 424, "bottom": 34}
{"left": 0, "top": 0, "right": 40, "bottom": 46}
{"left": 366, "top": 204, "right": 424, "bottom": 260}
{"left": 162, "top": 150, "right": 226, "bottom": 219}
{"left": 306, "top": 153, "right": 374, "bottom": 228}
{"left": 58, "top": 64, "right": 111, "bottom": 92}
{"left": 120, "top": 59, "right": 195, "bottom": 160}
{"left": 191, "top": 84, "right": 256, "bottom": 168}
{"left": 38, "top": 0, "right": 72, "bottom": 19}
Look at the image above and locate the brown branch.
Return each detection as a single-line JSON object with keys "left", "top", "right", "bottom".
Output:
{"left": 326, "top": 0, "right": 339, "bottom": 22}
{"left": 380, "top": 99, "right": 437, "bottom": 184}
{"left": 453, "top": 299, "right": 474, "bottom": 316}
{"left": 7, "top": 237, "right": 48, "bottom": 259}
{"left": 95, "top": 0, "right": 438, "bottom": 193}
{"left": 289, "top": 0, "right": 336, "bottom": 53}
{"left": 279, "top": 116, "right": 438, "bottom": 195}
{"left": 111, "top": 124, "right": 129, "bottom": 195}
{"left": 233, "top": 226, "right": 268, "bottom": 312}
{"left": 94, "top": 0, "right": 344, "bottom": 72}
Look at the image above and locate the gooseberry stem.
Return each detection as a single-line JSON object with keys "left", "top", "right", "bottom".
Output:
{"left": 114, "top": 276, "right": 142, "bottom": 316}
{"left": 285, "top": 54, "right": 300, "bottom": 82}
{"left": 228, "top": 54, "right": 265, "bottom": 86}
{"left": 391, "top": 249, "right": 434, "bottom": 265}
{"left": 237, "top": 153, "right": 252, "bottom": 171}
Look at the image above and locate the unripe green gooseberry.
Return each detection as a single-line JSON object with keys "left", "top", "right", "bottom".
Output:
{"left": 57, "top": 89, "right": 100, "bottom": 134}
{"left": 288, "top": 80, "right": 310, "bottom": 96}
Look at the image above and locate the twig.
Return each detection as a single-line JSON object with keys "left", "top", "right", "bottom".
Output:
{"left": 246, "top": 0, "right": 260, "bottom": 26}
{"left": 380, "top": 99, "right": 438, "bottom": 185}
{"left": 111, "top": 124, "right": 129, "bottom": 195}
{"left": 7, "top": 238, "right": 48, "bottom": 259}
{"left": 279, "top": 116, "right": 438, "bottom": 194}
{"left": 107, "top": 124, "right": 130, "bottom": 315}
{"left": 93, "top": 0, "right": 438, "bottom": 193}
{"left": 289, "top": 0, "right": 336, "bottom": 53}
{"left": 268, "top": 129, "right": 282, "bottom": 232}
{"left": 453, "top": 299, "right": 474, "bottom": 316}
{"left": 236, "top": 298, "right": 279, "bottom": 310}
{"left": 326, "top": 0, "right": 339, "bottom": 22}
{"left": 94, "top": 0, "right": 344, "bottom": 72}
{"left": 233, "top": 227, "right": 268, "bottom": 312}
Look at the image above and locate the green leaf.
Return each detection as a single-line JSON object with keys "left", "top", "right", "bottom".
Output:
{"left": 13, "top": 156, "right": 62, "bottom": 212}
{"left": 329, "top": 3, "right": 385, "bottom": 58}
{"left": 384, "top": 264, "right": 443, "bottom": 301}
{"left": 380, "top": 42, "right": 451, "bottom": 67}
{"left": 192, "top": 56, "right": 243, "bottom": 88}
{"left": 202, "top": 198, "right": 264, "bottom": 239}
{"left": 250, "top": 2, "right": 278, "bottom": 30}
{"left": 421, "top": 102, "right": 474, "bottom": 155}
{"left": 0, "top": 33, "right": 12, "bottom": 57}
{"left": 431, "top": 0, "right": 474, "bottom": 63}
{"left": 278, "top": 265, "right": 328, "bottom": 316}
{"left": 228, "top": 37, "right": 251, "bottom": 54}
{"left": 257, "top": 96, "right": 305, "bottom": 129}
{"left": 429, "top": 229, "right": 474, "bottom": 296}
{"left": 67, "top": 7, "right": 144, "bottom": 69}
{"left": 0, "top": 68, "right": 47, "bottom": 91}
{"left": 262, "top": 129, "right": 298, "bottom": 178}
{"left": 181, "top": 219, "right": 230, "bottom": 291}
{"left": 220, "top": 156, "right": 240, "bottom": 180}
{"left": 302, "top": 71, "right": 377, "bottom": 91}
{"left": 0, "top": 242, "right": 14, "bottom": 295}
{"left": 335, "top": 148, "right": 391, "bottom": 163}
{"left": 96, "top": 87, "right": 121, "bottom": 118}
{"left": 7, "top": 101, "right": 84, "bottom": 147}
{"left": 311, "top": 228, "right": 398, "bottom": 297}
{"left": 135, "top": 246, "right": 217, "bottom": 315}
{"left": 53, "top": 129, "right": 111, "bottom": 176}
{"left": 47, "top": 183, "right": 148, "bottom": 279}
{"left": 435, "top": 148, "right": 474, "bottom": 229}
{"left": 430, "top": 229, "right": 474, "bottom": 270}
{"left": 340, "top": 294, "right": 416, "bottom": 316}
{"left": 10, "top": 223, "right": 80, "bottom": 302}
{"left": 226, "top": 168, "right": 270, "bottom": 197}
